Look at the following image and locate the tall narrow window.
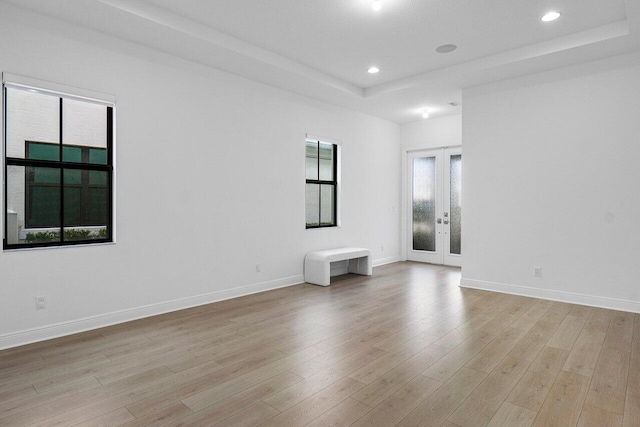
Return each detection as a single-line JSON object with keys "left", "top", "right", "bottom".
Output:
{"left": 305, "top": 139, "right": 337, "bottom": 228}
{"left": 4, "top": 84, "right": 114, "bottom": 248}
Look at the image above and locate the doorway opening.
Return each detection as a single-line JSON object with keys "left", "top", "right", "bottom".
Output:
{"left": 406, "top": 147, "right": 462, "bottom": 266}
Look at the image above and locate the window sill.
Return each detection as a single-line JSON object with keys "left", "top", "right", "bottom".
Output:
{"left": 3, "top": 241, "right": 116, "bottom": 252}
{"left": 306, "top": 225, "right": 341, "bottom": 230}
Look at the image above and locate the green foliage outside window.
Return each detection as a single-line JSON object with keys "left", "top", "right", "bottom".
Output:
{"left": 25, "top": 228, "right": 107, "bottom": 243}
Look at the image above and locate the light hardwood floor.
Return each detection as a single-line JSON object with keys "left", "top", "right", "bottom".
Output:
{"left": 1, "top": 262, "right": 639, "bottom": 426}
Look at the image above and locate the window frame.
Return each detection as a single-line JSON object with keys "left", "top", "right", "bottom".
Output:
{"left": 305, "top": 139, "right": 338, "bottom": 229}
{"left": 2, "top": 81, "right": 115, "bottom": 250}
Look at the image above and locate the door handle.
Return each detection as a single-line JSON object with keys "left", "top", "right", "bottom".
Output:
{"left": 436, "top": 218, "right": 442, "bottom": 224}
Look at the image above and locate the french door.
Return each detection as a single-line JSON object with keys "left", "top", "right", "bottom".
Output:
{"left": 407, "top": 147, "right": 462, "bottom": 266}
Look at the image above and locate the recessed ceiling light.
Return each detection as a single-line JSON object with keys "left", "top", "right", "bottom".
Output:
{"left": 436, "top": 44, "right": 457, "bottom": 54}
{"left": 372, "top": 0, "right": 382, "bottom": 11}
{"left": 541, "top": 11, "right": 561, "bottom": 22}
{"left": 368, "top": 66, "right": 380, "bottom": 74}
{"left": 422, "top": 109, "right": 430, "bottom": 119}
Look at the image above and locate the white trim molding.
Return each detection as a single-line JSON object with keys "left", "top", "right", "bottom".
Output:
{"left": 461, "top": 277, "right": 640, "bottom": 314}
{"left": 373, "top": 255, "right": 401, "bottom": 267}
{"left": 2, "top": 72, "right": 116, "bottom": 105}
{"left": 305, "top": 133, "right": 342, "bottom": 146}
{"left": 0, "top": 274, "right": 303, "bottom": 350}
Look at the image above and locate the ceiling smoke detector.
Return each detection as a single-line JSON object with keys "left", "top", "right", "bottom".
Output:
{"left": 436, "top": 44, "right": 457, "bottom": 54}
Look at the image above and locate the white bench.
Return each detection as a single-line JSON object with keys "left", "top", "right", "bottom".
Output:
{"left": 304, "top": 247, "right": 372, "bottom": 286}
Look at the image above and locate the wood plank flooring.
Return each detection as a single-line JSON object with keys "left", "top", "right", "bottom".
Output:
{"left": 1, "top": 262, "right": 639, "bottom": 426}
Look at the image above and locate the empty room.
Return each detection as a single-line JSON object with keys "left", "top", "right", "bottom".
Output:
{"left": 1, "top": 0, "right": 640, "bottom": 426}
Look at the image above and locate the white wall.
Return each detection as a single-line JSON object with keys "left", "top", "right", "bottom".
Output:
{"left": 400, "top": 115, "right": 462, "bottom": 149}
{"left": 461, "top": 52, "right": 640, "bottom": 312}
{"left": 0, "top": 8, "right": 401, "bottom": 349}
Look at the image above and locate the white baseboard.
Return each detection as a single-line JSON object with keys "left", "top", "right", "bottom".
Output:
{"left": 460, "top": 277, "right": 640, "bottom": 314}
{"left": 0, "top": 274, "right": 304, "bottom": 351}
{"left": 373, "top": 255, "right": 401, "bottom": 267}
{"left": 1, "top": 257, "right": 402, "bottom": 351}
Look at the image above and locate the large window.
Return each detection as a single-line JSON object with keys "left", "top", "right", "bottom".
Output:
{"left": 3, "top": 84, "right": 113, "bottom": 248}
{"left": 305, "top": 139, "right": 338, "bottom": 228}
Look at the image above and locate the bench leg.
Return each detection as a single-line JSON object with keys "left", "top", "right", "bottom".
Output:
{"left": 304, "top": 260, "right": 331, "bottom": 286}
{"left": 348, "top": 256, "right": 372, "bottom": 276}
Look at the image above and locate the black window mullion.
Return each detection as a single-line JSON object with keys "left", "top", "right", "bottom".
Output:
{"left": 6, "top": 157, "right": 111, "bottom": 171}
{"left": 107, "top": 107, "right": 113, "bottom": 166}
{"left": 333, "top": 144, "right": 337, "bottom": 225}
{"left": 305, "top": 180, "right": 335, "bottom": 185}
{"left": 107, "top": 107, "right": 113, "bottom": 240}
{"left": 3, "top": 87, "right": 6, "bottom": 248}
{"left": 317, "top": 141, "right": 321, "bottom": 226}
{"left": 59, "top": 97, "right": 64, "bottom": 242}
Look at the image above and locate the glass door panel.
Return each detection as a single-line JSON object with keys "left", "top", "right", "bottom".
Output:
{"left": 443, "top": 149, "right": 462, "bottom": 266}
{"left": 412, "top": 156, "right": 436, "bottom": 252}
{"left": 449, "top": 154, "right": 462, "bottom": 254}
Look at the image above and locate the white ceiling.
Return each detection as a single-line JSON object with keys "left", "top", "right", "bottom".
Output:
{"left": 144, "top": 0, "right": 628, "bottom": 87}
{"left": 3, "top": 0, "right": 640, "bottom": 123}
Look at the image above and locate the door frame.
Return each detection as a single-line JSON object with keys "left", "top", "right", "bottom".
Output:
{"left": 401, "top": 144, "right": 462, "bottom": 264}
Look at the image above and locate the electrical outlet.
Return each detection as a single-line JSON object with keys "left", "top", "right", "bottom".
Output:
{"left": 36, "top": 296, "right": 46, "bottom": 310}
{"left": 256, "top": 264, "right": 261, "bottom": 273}
{"left": 534, "top": 267, "right": 542, "bottom": 277}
